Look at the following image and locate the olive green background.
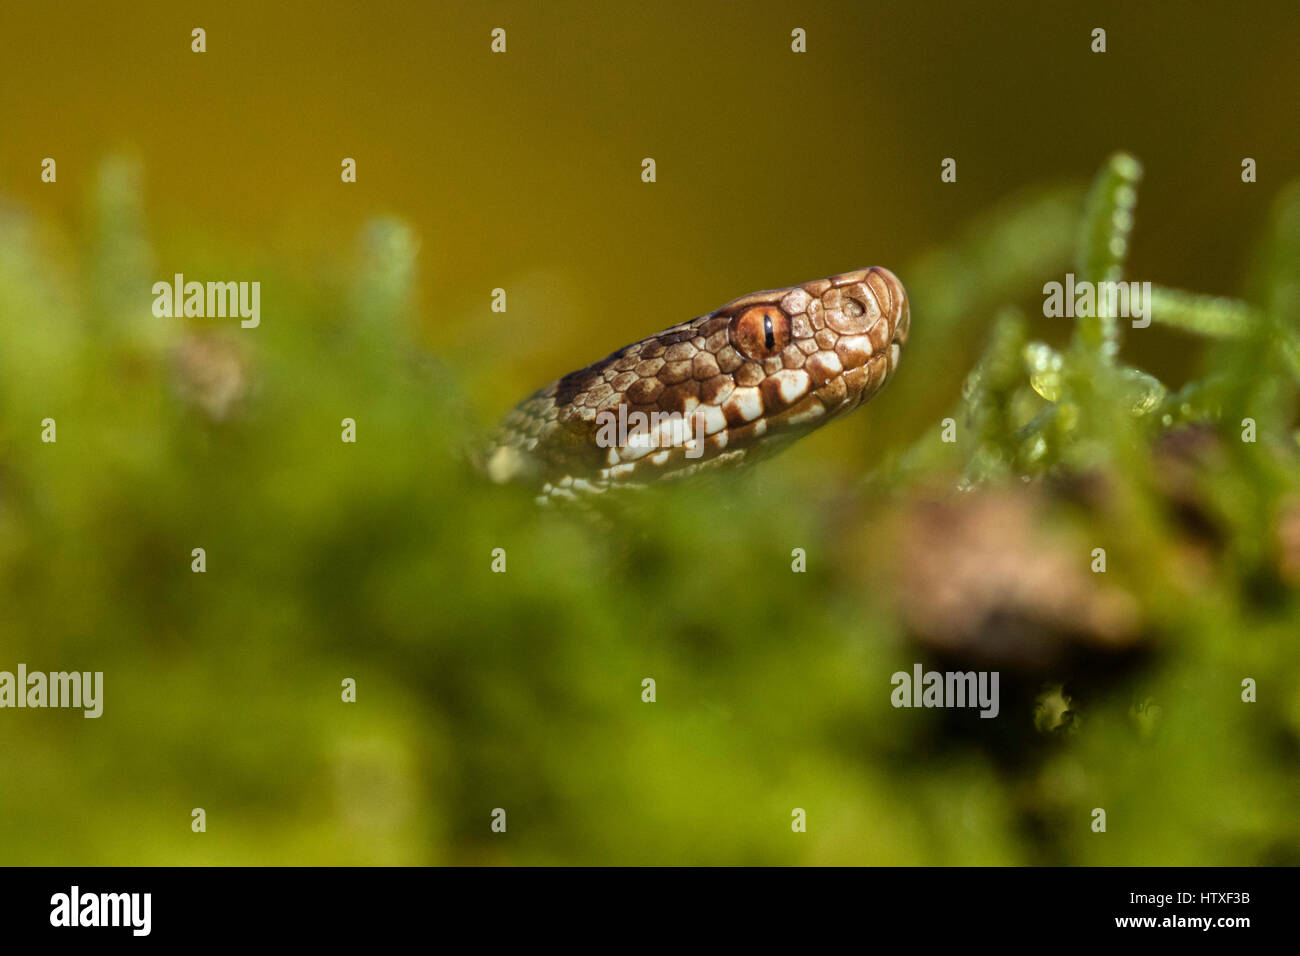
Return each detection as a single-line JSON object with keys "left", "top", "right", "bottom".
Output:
{"left": 4, "top": 1, "right": 1298, "bottom": 418}
{"left": 1, "top": 1, "right": 1298, "bottom": 864}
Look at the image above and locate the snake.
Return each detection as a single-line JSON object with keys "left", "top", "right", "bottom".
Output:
{"left": 484, "top": 267, "right": 910, "bottom": 501}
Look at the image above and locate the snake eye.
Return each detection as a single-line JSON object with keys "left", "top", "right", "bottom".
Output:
{"left": 731, "top": 306, "right": 791, "bottom": 360}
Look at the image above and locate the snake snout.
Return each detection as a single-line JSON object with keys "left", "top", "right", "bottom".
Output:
{"left": 793, "top": 266, "right": 910, "bottom": 415}
{"left": 869, "top": 266, "right": 911, "bottom": 348}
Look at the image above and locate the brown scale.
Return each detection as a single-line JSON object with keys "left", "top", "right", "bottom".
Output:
{"left": 484, "top": 267, "right": 911, "bottom": 500}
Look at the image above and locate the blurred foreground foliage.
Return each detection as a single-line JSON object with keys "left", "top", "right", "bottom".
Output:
{"left": 0, "top": 155, "right": 1297, "bottom": 865}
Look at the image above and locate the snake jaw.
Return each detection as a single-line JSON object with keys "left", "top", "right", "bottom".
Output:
{"left": 485, "top": 267, "right": 909, "bottom": 501}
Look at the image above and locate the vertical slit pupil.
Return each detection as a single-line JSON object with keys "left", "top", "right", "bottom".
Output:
{"left": 763, "top": 314, "right": 775, "bottom": 350}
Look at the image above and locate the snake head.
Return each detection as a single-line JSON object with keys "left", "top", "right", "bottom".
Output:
{"left": 485, "top": 266, "right": 910, "bottom": 500}
{"left": 718, "top": 266, "right": 910, "bottom": 434}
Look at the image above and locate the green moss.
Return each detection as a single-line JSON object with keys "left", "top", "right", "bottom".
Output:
{"left": 0, "top": 155, "right": 1296, "bottom": 864}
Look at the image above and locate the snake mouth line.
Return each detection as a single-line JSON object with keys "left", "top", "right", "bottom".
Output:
{"left": 486, "top": 267, "right": 910, "bottom": 501}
